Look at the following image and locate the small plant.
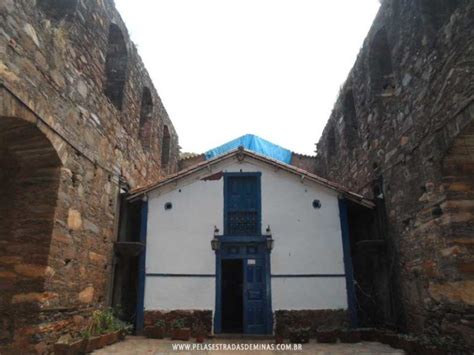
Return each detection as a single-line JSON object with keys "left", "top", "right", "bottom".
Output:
{"left": 155, "top": 319, "right": 166, "bottom": 329}
{"left": 171, "top": 318, "right": 187, "bottom": 329}
{"left": 86, "top": 308, "right": 131, "bottom": 336}
{"left": 80, "top": 328, "right": 92, "bottom": 340}
{"left": 171, "top": 318, "right": 191, "bottom": 341}
{"left": 119, "top": 321, "right": 133, "bottom": 336}
{"left": 145, "top": 319, "right": 166, "bottom": 339}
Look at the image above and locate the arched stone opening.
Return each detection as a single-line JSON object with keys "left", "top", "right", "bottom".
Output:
{"left": 368, "top": 28, "right": 395, "bottom": 97}
{"left": 104, "top": 24, "right": 128, "bottom": 110}
{"left": 326, "top": 125, "right": 337, "bottom": 158}
{"left": 37, "top": 0, "right": 78, "bottom": 21}
{"left": 0, "top": 116, "right": 61, "bottom": 348}
{"left": 417, "top": 0, "right": 462, "bottom": 32}
{"left": 161, "top": 125, "right": 171, "bottom": 166}
{"left": 342, "top": 89, "right": 358, "bottom": 150}
{"left": 139, "top": 87, "right": 154, "bottom": 151}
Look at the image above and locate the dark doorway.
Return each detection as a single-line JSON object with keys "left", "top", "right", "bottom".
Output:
{"left": 111, "top": 196, "right": 142, "bottom": 329}
{"left": 221, "top": 259, "right": 243, "bottom": 333}
{"left": 346, "top": 195, "right": 399, "bottom": 329}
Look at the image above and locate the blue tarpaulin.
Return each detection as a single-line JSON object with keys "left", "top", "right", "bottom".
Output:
{"left": 204, "top": 134, "right": 293, "bottom": 164}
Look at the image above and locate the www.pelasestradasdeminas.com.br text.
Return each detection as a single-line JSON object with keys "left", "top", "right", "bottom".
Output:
{"left": 171, "top": 343, "right": 303, "bottom": 351}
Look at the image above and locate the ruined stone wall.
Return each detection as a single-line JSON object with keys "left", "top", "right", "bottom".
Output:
{"left": 178, "top": 153, "right": 205, "bottom": 171}
{"left": 314, "top": 0, "right": 473, "bottom": 348}
{"left": 144, "top": 310, "right": 213, "bottom": 337}
{"left": 0, "top": 0, "right": 179, "bottom": 351}
{"left": 290, "top": 153, "right": 316, "bottom": 172}
{"left": 274, "top": 310, "right": 348, "bottom": 338}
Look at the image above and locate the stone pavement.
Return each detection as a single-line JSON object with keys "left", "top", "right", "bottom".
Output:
{"left": 93, "top": 336, "right": 404, "bottom": 354}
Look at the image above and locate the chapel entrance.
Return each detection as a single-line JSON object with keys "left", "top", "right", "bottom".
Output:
{"left": 216, "top": 243, "right": 270, "bottom": 335}
{"left": 215, "top": 172, "right": 272, "bottom": 335}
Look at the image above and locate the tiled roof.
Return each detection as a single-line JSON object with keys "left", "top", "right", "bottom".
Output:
{"left": 128, "top": 147, "right": 374, "bottom": 208}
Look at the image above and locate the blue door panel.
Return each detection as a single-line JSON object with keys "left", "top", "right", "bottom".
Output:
{"left": 244, "top": 258, "right": 266, "bottom": 334}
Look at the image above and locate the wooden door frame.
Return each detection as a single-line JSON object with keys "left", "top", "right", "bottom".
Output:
{"left": 214, "top": 238, "right": 272, "bottom": 335}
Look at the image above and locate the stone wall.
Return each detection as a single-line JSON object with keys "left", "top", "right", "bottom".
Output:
{"left": 290, "top": 153, "right": 316, "bottom": 172}
{"left": 274, "top": 310, "right": 348, "bottom": 338}
{"left": 144, "top": 310, "right": 213, "bottom": 337}
{"left": 314, "top": 0, "right": 473, "bottom": 348}
{"left": 0, "top": 0, "right": 179, "bottom": 352}
{"left": 178, "top": 153, "right": 206, "bottom": 171}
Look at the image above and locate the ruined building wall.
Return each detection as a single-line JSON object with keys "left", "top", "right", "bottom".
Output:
{"left": 290, "top": 152, "right": 316, "bottom": 172}
{"left": 314, "top": 0, "right": 473, "bottom": 347}
{"left": 178, "top": 153, "right": 206, "bottom": 171}
{"left": 0, "top": 0, "right": 179, "bottom": 351}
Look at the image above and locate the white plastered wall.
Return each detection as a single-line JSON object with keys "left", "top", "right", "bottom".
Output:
{"left": 144, "top": 156, "right": 348, "bottom": 311}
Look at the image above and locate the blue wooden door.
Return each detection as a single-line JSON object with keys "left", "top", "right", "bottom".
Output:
{"left": 217, "top": 173, "right": 269, "bottom": 335}
{"left": 244, "top": 257, "right": 266, "bottom": 334}
{"left": 225, "top": 175, "right": 260, "bottom": 236}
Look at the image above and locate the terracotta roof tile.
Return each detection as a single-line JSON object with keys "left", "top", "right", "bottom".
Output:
{"left": 128, "top": 148, "right": 374, "bottom": 208}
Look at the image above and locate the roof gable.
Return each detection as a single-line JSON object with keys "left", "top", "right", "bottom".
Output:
{"left": 128, "top": 148, "right": 374, "bottom": 208}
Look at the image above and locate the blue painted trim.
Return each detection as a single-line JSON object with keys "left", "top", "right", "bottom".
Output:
{"left": 146, "top": 273, "right": 215, "bottom": 277}
{"left": 338, "top": 198, "right": 358, "bottom": 328}
{"left": 224, "top": 172, "right": 263, "bottom": 177}
{"left": 242, "top": 259, "right": 248, "bottom": 333}
{"left": 257, "top": 173, "right": 262, "bottom": 236}
{"left": 217, "top": 235, "right": 266, "bottom": 243}
{"left": 223, "top": 174, "right": 229, "bottom": 236}
{"left": 271, "top": 274, "right": 346, "bottom": 278}
{"left": 223, "top": 172, "right": 262, "bottom": 236}
{"left": 265, "top": 249, "right": 273, "bottom": 334}
{"left": 214, "top": 249, "right": 222, "bottom": 333}
{"left": 135, "top": 200, "right": 148, "bottom": 333}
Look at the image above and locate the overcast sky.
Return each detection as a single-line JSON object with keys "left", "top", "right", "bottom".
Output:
{"left": 115, "top": 0, "right": 380, "bottom": 155}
